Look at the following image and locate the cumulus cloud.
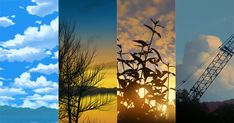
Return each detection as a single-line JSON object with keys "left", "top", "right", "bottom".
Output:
{"left": 29, "top": 63, "right": 58, "bottom": 75}
{"left": 0, "top": 16, "right": 15, "bottom": 27}
{"left": 0, "top": 96, "right": 15, "bottom": 106}
{"left": 0, "top": 17, "right": 58, "bottom": 62}
{"left": 1, "top": 17, "right": 58, "bottom": 49}
{"left": 0, "top": 47, "right": 50, "bottom": 62}
{"left": 13, "top": 72, "right": 57, "bottom": 89}
{"left": 0, "top": 87, "right": 26, "bottom": 96}
{"left": 21, "top": 94, "right": 58, "bottom": 109}
{"left": 0, "top": 71, "right": 58, "bottom": 107}
{"left": 27, "top": 0, "right": 58, "bottom": 17}
{"left": 177, "top": 35, "right": 234, "bottom": 101}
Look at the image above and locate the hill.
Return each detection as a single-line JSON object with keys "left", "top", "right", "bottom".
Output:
{"left": 203, "top": 99, "right": 234, "bottom": 112}
{"left": 0, "top": 106, "right": 58, "bottom": 123}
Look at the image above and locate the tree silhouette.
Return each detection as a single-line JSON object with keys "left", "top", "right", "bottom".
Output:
{"left": 59, "top": 22, "right": 113, "bottom": 123}
{"left": 176, "top": 89, "right": 208, "bottom": 123}
{"left": 117, "top": 19, "right": 175, "bottom": 123}
{"left": 176, "top": 89, "right": 234, "bottom": 123}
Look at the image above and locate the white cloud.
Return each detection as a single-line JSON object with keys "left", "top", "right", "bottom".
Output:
{"left": 0, "top": 67, "right": 3, "bottom": 71}
{"left": 35, "top": 20, "right": 42, "bottom": 24}
{"left": 51, "top": 50, "right": 58, "bottom": 59}
{"left": 0, "top": 47, "right": 50, "bottom": 62}
{"left": 0, "top": 77, "right": 5, "bottom": 80}
{"left": 14, "top": 72, "right": 57, "bottom": 89}
{"left": 0, "top": 16, "right": 15, "bottom": 27}
{"left": 0, "top": 17, "right": 58, "bottom": 62}
{"left": 0, "top": 78, "right": 5, "bottom": 86}
{"left": 33, "top": 86, "right": 57, "bottom": 94}
{"left": 21, "top": 94, "right": 58, "bottom": 109}
{"left": 1, "top": 17, "right": 58, "bottom": 49}
{"left": 49, "top": 103, "right": 58, "bottom": 109}
{"left": 177, "top": 35, "right": 234, "bottom": 101}
{"left": 46, "top": 50, "right": 52, "bottom": 55}
{"left": 0, "top": 87, "right": 26, "bottom": 96}
{"left": 0, "top": 96, "right": 14, "bottom": 100}
{"left": 26, "top": 94, "right": 57, "bottom": 101}
{"left": 0, "top": 96, "right": 15, "bottom": 106}
{"left": 29, "top": 63, "right": 58, "bottom": 75}
{"left": 1, "top": 70, "right": 58, "bottom": 108}
{"left": 11, "top": 15, "right": 16, "bottom": 18}
{"left": 27, "top": 0, "right": 58, "bottom": 17}
{"left": 19, "top": 6, "right": 24, "bottom": 9}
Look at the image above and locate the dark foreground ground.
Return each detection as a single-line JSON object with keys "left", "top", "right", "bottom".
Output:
{"left": 176, "top": 90, "right": 234, "bottom": 123}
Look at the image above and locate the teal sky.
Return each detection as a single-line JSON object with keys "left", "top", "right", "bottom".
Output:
{"left": 60, "top": 0, "right": 116, "bottom": 49}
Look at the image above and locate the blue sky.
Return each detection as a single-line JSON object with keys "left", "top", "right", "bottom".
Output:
{"left": 176, "top": 0, "right": 234, "bottom": 63}
{"left": 176, "top": 0, "right": 234, "bottom": 101}
{"left": 0, "top": 0, "right": 58, "bottom": 109}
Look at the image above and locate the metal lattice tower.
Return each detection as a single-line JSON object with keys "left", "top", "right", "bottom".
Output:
{"left": 189, "top": 34, "right": 234, "bottom": 100}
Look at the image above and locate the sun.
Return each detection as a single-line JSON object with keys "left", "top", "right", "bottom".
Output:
{"left": 137, "top": 88, "right": 148, "bottom": 98}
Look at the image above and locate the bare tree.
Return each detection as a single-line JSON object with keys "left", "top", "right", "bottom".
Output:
{"left": 59, "top": 22, "right": 113, "bottom": 123}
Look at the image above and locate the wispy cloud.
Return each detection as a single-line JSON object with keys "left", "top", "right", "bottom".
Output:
{"left": 0, "top": 16, "right": 15, "bottom": 27}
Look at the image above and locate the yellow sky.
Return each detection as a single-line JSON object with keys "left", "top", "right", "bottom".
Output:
{"left": 78, "top": 66, "right": 117, "bottom": 123}
{"left": 78, "top": 98, "right": 117, "bottom": 123}
{"left": 79, "top": 33, "right": 117, "bottom": 123}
